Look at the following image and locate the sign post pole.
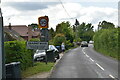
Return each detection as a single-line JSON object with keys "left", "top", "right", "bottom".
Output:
{"left": 38, "top": 16, "right": 49, "bottom": 64}
{"left": 0, "top": 9, "right": 5, "bottom": 80}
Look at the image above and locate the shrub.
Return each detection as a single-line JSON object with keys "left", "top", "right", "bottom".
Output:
{"left": 4, "top": 41, "right": 33, "bottom": 70}
{"left": 28, "top": 38, "right": 40, "bottom": 41}
{"left": 93, "top": 28, "right": 118, "bottom": 59}
{"left": 53, "top": 33, "right": 66, "bottom": 46}
{"left": 65, "top": 40, "right": 74, "bottom": 50}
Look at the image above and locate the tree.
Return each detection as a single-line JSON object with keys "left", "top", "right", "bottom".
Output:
{"left": 98, "top": 20, "right": 115, "bottom": 30}
{"left": 53, "top": 33, "right": 66, "bottom": 46}
{"left": 77, "top": 22, "right": 94, "bottom": 42}
{"left": 49, "top": 28, "right": 55, "bottom": 40}
{"left": 55, "top": 21, "right": 74, "bottom": 42}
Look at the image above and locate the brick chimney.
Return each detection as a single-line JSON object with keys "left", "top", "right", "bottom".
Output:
{"left": 28, "top": 25, "right": 32, "bottom": 41}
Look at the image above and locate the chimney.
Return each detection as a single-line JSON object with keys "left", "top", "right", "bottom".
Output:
{"left": 28, "top": 25, "right": 32, "bottom": 41}
{"left": 8, "top": 23, "right": 12, "bottom": 30}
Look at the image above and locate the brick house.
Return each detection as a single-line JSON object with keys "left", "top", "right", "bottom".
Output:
{"left": 4, "top": 24, "right": 40, "bottom": 41}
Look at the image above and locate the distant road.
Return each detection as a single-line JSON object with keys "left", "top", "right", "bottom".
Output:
{"left": 50, "top": 44, "right": 118, "bottom": 79}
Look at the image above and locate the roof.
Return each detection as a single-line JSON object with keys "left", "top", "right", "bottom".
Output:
{"left": 5, "top": 25, "right": 39, "bottom": 37}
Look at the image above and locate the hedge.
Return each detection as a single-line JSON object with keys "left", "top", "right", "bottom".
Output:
{"left": 93, "top": 28, "right": 119, "bottom": 60}
{"left": 4, "top": 41, "right": 33, "bottom": 70}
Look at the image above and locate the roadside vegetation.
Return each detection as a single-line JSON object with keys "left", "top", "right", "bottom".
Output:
{"left": 22, "top": 62, "right": 54, "bottom": 78}
{"left": 93, "top": 21, "right": 119, "bottom": 60}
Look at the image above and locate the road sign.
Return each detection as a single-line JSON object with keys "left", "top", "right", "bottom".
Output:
{"left": 27, "top": 41, "right": 48, "bottom": 50}
{"left": 38, "top": 16, "right": 49, "bottom": 28}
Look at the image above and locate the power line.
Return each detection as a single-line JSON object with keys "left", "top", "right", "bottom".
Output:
{"left": 58, "top": 0, "right": 74, "bottom": 20}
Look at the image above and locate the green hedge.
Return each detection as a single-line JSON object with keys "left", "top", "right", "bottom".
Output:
{"left": 4, "top": 41, "right": 33, "bottom": 70}
{"left": 93, "top": 28, "right": 118, "bottom": 60}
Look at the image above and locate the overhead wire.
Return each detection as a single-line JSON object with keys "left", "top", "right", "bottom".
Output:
{"left": 58, "top": 0, "right": 75, "bottom": 20}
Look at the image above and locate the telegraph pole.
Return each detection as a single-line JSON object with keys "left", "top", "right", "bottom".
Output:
{"left": 0, "top": 7, "right": 6, "bottom": 79}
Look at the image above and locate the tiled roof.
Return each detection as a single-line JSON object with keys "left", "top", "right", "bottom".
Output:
{"left": 5, "top": 25, "right": 39, "bottom": 37}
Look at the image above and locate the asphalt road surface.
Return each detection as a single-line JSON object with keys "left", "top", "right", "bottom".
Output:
{"left": 50, "top": 44, "right": 118, "bottom": 79}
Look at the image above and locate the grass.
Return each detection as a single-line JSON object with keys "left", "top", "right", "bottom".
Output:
{"left": 21, "top": 62, "right": 55, "bottom": 78}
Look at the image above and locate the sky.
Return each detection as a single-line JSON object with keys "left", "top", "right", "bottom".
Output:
{"left": 1, "top": 0, "right": 119, "bottom": 30}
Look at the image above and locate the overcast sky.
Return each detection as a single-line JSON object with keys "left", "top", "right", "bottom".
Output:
{"left": 1, "top": 0, "right": 119, "bottom": 30}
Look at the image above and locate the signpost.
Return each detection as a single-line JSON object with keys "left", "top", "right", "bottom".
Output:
{"left": 0, "top": 9, "right": 5, "bottom": 80}
{"left": 38, "top": 16, "right": 49, "bottom": 28}
{"left": 27, "top": 41, "right": 48, "bottom": 50}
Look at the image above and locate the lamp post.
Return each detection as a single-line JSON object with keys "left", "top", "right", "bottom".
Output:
{"left": 0, "top": 2, "right": 6, "bottom": 79}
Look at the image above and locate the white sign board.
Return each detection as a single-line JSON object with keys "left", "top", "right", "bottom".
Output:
{"left": 27, "top": 41, "right": 48, "bottom": 50}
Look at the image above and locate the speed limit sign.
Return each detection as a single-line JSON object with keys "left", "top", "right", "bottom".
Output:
{"left": 38, "top": 16, "right": 49, "bottom": 28}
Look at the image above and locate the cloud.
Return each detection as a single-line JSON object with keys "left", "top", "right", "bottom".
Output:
{"left": 2, "top": 2, "right": 117, "bottom": 30}
{"left": 2, "top": 0, "right": 119, "bottom": 2}
{"left": 3, "top": 2, "right": 59, "bottom": 11}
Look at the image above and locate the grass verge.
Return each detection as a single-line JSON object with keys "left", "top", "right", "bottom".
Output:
{"left": 21, "top": 62, "right": 55, "bottom": 78}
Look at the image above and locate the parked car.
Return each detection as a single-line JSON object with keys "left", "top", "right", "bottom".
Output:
{"left": 89, "top": 40, "right": 94, "bottom": 44}
{"left": 34, "top": 50, "right": 46, "bottom": 61}
{"left": 34, "top": 45, "right": 60, "bottom": 61}
{"left": 81, "top": 41, "right": 88, "bottom": 47}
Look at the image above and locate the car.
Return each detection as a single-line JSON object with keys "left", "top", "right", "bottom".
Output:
{"left": 33, "top": 50, "right": 46, "bottom": 61}
{"left": 48, "top": 45, "right": 60, "bottom": 59}
{"left": 81, "top": 41, "right": 88, "bottom": 47}
{"left": 34, "top": 45, "right": 60, "bottom": 61}
{"left": 89, "top": 40, "right": 94, "bottom": 44}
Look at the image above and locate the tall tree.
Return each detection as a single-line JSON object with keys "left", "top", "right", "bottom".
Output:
{"left": 49, "top": 28, "right": 55, "bottom": 40}
{"left": 98, "top": 20, "right": 115, "bottom": 30}
{"left": 77, "top": 22, "right": 94, "bottom": 42}
{"left": 55, "top": 21, "right": 74, "bottom": 42}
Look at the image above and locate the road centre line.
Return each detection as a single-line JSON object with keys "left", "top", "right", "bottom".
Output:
{"left": 86, "top": 54, "right": 89, "bottom": 57}
{"left": 96, "top": 63, "right": 105, "bottom": 71}
{"left": 90, "top": 58, "right": 94, "bottom": 62}
{"left": 109, "top": 74, "right": 115, "bottom": 79}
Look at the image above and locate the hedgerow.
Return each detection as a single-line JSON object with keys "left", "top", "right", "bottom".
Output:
{"left": 4, "top": 41, "right": 33, "bottom": 70}
{"left": 93, "top": 28, "right": 118, "bottom": 60}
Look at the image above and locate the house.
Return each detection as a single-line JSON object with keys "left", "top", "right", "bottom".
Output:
{"left": 4, "top": 24, "right": 40, "bottom": 41}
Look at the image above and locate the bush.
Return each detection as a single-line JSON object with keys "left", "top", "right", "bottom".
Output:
{"left": 53, "top": 33, "right": 66, "bottom": 46}
{"left": 93, "top": 28, "right": 118, "bottom": 59}
{"left": 4, "top": 41, "right": 33, "bottom": 70}
{"left": 65, "top": 40, "right": 74, "bottom": 50}
{"left": 28, "top": 38, "right": 40, "bottom": 41}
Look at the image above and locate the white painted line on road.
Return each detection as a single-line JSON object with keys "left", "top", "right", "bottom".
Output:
{"left": 90, "top": 58, "right": 94, "bottom": 62}
{"left": 109, "top": 74, "right": 115, "bottom": 79}
{"left": 96, "top": 63, "right": 104, "bottom": 71}
{"left": 86, "top": 54, "right": 89, "bottom": 58}
{"left": 83, "top": 48, "right": 85, "bottom": 49}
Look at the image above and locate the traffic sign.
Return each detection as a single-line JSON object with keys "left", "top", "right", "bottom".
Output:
{"left": 38, "top": 16, "right": 49, "bottom": 28}
{"left": 27, "top": 41, "right": 48, "bottom": 50}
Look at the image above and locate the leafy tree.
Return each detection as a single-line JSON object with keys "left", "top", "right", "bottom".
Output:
{"left": 53, "top": 33, "right": 66, "bottom": 46}
{"left": 77, "top": 22, "right": 94, "bottom": 42}
{"left": 98, "top": 20, "right": 115, "bottom": 30}
{"left": 55, "top": 21, "right": 74, "bottom": 42}
{"left": 49, "top": 28, "right": 55, "bottom": 40}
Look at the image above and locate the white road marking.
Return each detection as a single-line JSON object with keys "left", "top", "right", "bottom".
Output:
{"left": 83, "top": 48, "right": 85, "bottom": 49}
{"left": 96, "top": 63, "right": 104, "bottom": 71}
{"left": 109, "top": 74, "right": 115, "bottom": 79}
{"left": 86, "top": 54, "right": 89, "bottom": 57}
{"left": 90, "top": 58, "right": 94, "bottom": 62}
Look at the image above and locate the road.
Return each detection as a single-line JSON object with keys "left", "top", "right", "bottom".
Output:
{"left": 49, "top": 44, "right": 118, "bottom": 79}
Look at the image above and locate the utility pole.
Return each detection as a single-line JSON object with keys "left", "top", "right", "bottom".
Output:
{"left": 0, "top": 7, "right": 6, "bottom": 79}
